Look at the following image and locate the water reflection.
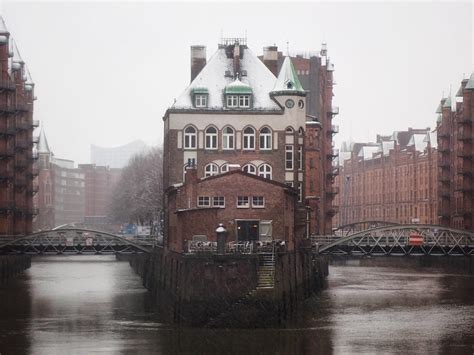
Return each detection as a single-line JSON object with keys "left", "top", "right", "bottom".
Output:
{"left": 0, "top": 256, "right": 472, "bottom": 354}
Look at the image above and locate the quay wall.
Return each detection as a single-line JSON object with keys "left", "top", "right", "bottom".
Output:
{"left": 121, "top": 248, "right": 328, "bottom": 326}
{"left": 0, "top": 255, "right": 31, "bottom": 285}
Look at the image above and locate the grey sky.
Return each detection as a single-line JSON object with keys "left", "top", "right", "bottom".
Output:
{"left": 2, "top": 1, "right": 472, "bottom": 164}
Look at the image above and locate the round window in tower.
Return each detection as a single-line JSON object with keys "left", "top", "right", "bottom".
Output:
{"left": 298, "top": 100, "right": 304, "bottom": 109}
{"left": 285, "top": 99, "right": 295, "bottom": 109}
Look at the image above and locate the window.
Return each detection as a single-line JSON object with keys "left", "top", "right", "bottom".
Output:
{"left": 220, "top": 163, "right": 229, "bottom": 173}
{"left": 239, "top": 95, "right": 250, "bottom": 107}
{"left": 286, "top": 127, "right": 294, "bottom": 134}
{"left": 184, "top": 126, "right": 197, "bottom": 149}
{"left": 258, "top": 164, "right": 272, "bottom": 179}
{"left": 222, "top": 126, "right": 234, "bottom": 150}
{"left": 297, "top": 183, "right": 303, "bottom": 202}
{"left": 204, "top": 163, "right": 218, "bottom": 177}
{"left": 298, "top": 146, "right": 303, "bottom": 170}
{"left": 227, "top": 95, "right": 238, "bottom": 107}
{"left": 194, "top": 94, "right": 207, "bottom": 108}
{"left": 285, "top": 145, "right": 294, "bottom": 170}
{"left": 259, "top": 127, "right": 272, "bottom": 150}
{"left": 252, "top": 196, "right": 265, "bottom": 208}
{"left": 205, "top": 126, "right": 217, "bottom": 149}
{"left": 197, "top": 196, "right": 210, "bottom": 207}
{"left": 237, "top": 196, "right": 249, "bottom": 208}
{"left": 212, "top": 196, "right": 225, "bottom": 207}
{"left": 243, "top": 127, "right": 255, "bottom": 150}
{"left": 243, "top": 164, "right": 256, "bottom": 175}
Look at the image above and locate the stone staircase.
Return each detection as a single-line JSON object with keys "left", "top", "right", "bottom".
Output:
{"left": 257, "top": 253, "right": 275, "bottom": 289}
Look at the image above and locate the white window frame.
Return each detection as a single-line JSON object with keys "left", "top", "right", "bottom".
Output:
{"left": 285, "top": 145, "right": 294, "bottom": 170}
{"left": 242, "top": 164, "right": 256, "bottom": 175}
{"left": 227, "top": 95, "right": 238, "bottom": 108}
{"left": 297, "top": 183, "right": 303, "bottom": 202}
{"left": 222, "top": 126, "right": 234, "bottom": 150}
{"left": 298, "top": 146, "right": 303, "bottom": 170}
{"left": 237, "top": 196, "right": 250, "bottom": 208}
{"left": 243, "top": 127, "right": 255, "bottom": 150}
{"left": 258, "top": 164, "right": 272, "bottom": 179}
{"left": 204, "top": 163, "right": 219, "bottom": 177}
{"left": 194, "top": 94, "right": 207, "bottom": 108}
{"left": 205, "top": 126, "right": 218, "bottom": 150}
{"left": 197, "top": 196, "right": 210, "bottom": 207}
{"left": 212, "top": 196, "right": 225, "bottom": 208}
{"left": 259, "top": 127, "right": 272, "bottom": 150}
{"left": 184, "top": 126, "right": 197, "bottom": 149}
{"left": 220, "top": 163, "right": 229, "bottom": 173}
{"left": 252, "top": 196, "right": 265, "bottom": 208}
{"left": 239, "top": 95, "right": 250, "bottom": 108}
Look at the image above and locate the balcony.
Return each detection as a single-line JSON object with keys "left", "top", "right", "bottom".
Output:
{"left": 32, "top": 136, "right": 39, "bottom": 144}
{"left": 14, "top": 141, "right": 29, "bottom": 151}
{"left": 32, "top": 120, "right": 39, "bottom": 128}
{"left": 327, "top": 148, "right": 339, "bottom": 158}
{"left": 0, "top": 127, "right": 16, "bottom": 136}
{"left": 457, "top": 148, "right": 472, "bottom": 159}
{"left": 327, "top": 167, "right": 340, "bottom": 178}
{"left": 0, "top": 104, "right": 14, "bottom": 114}
{"left": 330, "top": 106, "right": 339, "bottom": 115}
{"left": 329, "top": 124, "right": 339, "bottom": 134}
{"left": 14, "top": 103, "right": 29, "bottom": 112}
{"left": 14, "top": 158, "right": 29, "bottom": 171}
{"left": 0, "top": 80, "right": 15, "bottom": 91}
{"left": 458, "top": 127, "right": 472, "bottom": 141}
{"left": 31, "top": 151, "right": 39, "bottom": 160}
{"left": 458, "top": 115, "right": 473, "bottom": 124}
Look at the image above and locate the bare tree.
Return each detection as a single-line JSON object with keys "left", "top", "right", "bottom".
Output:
{"left": 110, "top": 147, "right": 163, "bottom": 225}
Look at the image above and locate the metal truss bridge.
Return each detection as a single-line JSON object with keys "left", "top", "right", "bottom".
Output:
{"left": 0, "top": 228, "right": 154, "bottom": 255}
{"left": 333, "top": 221, "right": 400, "bottom": 236}
{"left": 313, "top": 224, "right": 474, "bottom": 256}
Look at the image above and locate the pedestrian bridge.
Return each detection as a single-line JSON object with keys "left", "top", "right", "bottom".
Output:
{"left": 0, "top": 228, "right": 154, "bottom": 255}
{"left": 313, "top": 224, "right": 474, "bottom": 256}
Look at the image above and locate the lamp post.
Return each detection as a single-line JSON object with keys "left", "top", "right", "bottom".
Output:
{"left": 216, "top": 223, "right": 227, "bottom": 254}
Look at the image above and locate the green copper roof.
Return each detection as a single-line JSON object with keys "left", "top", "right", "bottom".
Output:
{"left": 466, "top": 72, "right": 474, "bottom": 90}
{"left": 272, "top": 56, "right": 305, "bottom": 94}
{"left": 442, "top": 96, "right": 451, "bottom": 108}
{"left": 192, "top": 87, "right": 209, "bottom": 94}
{"left": 435, "top": 101, "right": 443, "bottom": 113}
{"left": 224, "top": 79, "right": 253, "bottom": 94}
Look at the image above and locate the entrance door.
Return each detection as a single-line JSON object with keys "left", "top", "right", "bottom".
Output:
{"left": 237, "top": 220, "right": 259, "bottom": 241}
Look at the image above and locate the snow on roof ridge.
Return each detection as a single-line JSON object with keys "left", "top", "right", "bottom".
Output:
{"left": 0, "top": 17, "right": 9, "bottom": 34}
{"left": 465, "top": 72, "right": 474, "bottom": 90}
{"left": 272, "top": 56, "right": 305, "bottom": 94}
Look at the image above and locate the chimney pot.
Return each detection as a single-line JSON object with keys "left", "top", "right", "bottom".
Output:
{"left": 190, "top": 45, "right": 206, "bottom": 82}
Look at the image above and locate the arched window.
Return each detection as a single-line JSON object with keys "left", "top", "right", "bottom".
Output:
{"left": 184, "top": 126, "right": 197, "bottom": 149}
{"left": 222, "top": 126, "right": 234, "bottom": 150}
{"left": 298, "top": 127, "right": 304, "bottom": 136}
{"left": 204, "top": 163, "right": 219, "bottom": 177}
{"left": 258, "top": 164, "right": 272, "bottom": 179}
{"left": 242, "top": 164, "right": 256, "bottom": 175}
{"left": 243, "top": 127, "right": 255, "bottom": 150}
{"left": 259, "top": 127, "right": 272, "bottom": 150}
{"left": 205, "top": 126, "right": 218, "bottom": 150}
{"left": 220, "top": 163, "right": 229, "bottom": 173}
{"left": 286, "top": 127, "right": 294, "bottom": 134}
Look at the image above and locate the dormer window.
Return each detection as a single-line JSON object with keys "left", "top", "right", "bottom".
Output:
{"left": 224, "top": 79, "right": 253, "bottom": 109}
{"left": 192, "top": 87, "right": 208, "bottom": 108}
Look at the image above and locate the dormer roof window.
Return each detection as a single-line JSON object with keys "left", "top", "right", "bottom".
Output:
{"left": 192, "top": 87, "right": 208, "bottom": 108}
{"left": 224, "top": 79, "right": 253, "bottom": 109}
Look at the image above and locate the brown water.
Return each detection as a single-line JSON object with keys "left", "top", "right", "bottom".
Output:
{"left": 0, "top": 256, "right": 473, "bottom": 354}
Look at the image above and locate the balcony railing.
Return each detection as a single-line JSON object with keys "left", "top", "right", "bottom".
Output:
{"left": 330, "top": 124, "right": 339, "bottom": 134}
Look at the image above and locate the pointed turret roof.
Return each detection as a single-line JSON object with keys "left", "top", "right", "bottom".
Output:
{"left": 435, "top": 100, "right": 443, "bottom": 113}
{"left": 271, "top": 57, "right": 305, "bottom": 94}
{"left": 465, "top": 72, "right": 474, "bottom": 90}
{"left": 442, "top": 96, "right": 451, "bottom": 109}
{"left": 0, "top": 17, "right": 9, "bottom": 35}
{"left": 38, "top": 128, "right": 51, "bottom": 154}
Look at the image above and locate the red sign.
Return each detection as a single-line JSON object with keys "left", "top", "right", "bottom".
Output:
{"left": 409, "top": 233, "right": 424, "bottom": 246}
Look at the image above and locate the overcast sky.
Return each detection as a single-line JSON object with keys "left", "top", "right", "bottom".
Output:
{"left": 1, "top": 1, "right": 472, "bottom": 164}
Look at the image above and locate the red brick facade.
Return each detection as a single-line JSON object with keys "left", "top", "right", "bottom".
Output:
{"left": 334, "top": 129, "right": 438, "bottom": 227}
{"left": 0, "top": 20, "right": 38, "bottom": 236}
{"left": 166, "top": 167, "right": 303, "bottom": 253}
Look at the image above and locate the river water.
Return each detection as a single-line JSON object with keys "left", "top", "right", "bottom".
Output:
{"left": 0, "top": 256, "right": 473, "bottom": 354}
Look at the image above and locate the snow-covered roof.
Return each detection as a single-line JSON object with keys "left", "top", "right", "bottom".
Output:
{"left": 407, "top": 133, "right": 428, "bottom": 152}
{"left": 224, "top": 78, "right": 252, "bottom": 94}
{"left": 358, "top": 145, "right": 380, "bottom": 160}
{"left": 271, "top": 56, "right": 305, "bottom": 94}
{"left": 442, "top": 96, "right": 452, "bottom": 109}
{"left": 172, "top": 46, "right": 280, "bottom": 110}
{"left": 466, "top": 72, "right": 474, "bottom": 90}
{"left": 0, "top": 17, "right": 9, "bottom": 34}
{"left": 380, "top": 140, "right": 395, "bottom": 156}
{"left": 38, "top": 128, "right": 51, "bottom": 154}
{"left": 427, "top": 131, "right": 437, "bottom": 149}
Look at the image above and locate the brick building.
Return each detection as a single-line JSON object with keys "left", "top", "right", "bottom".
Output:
{"left": 166, "top": 166, "right": 302, "bottom": 253}
{"left": 260, "top": 45, "right": 338, "bottom": 234}
{"left": 35, "top": 129, "right": 121, "bottom": 230}
{"left": 334, "top": 128, "right": 438, "bottom": 227}
{"left": 437, "top": 74, "right": 474, "bottom": 230}
{"left": 163, "top": 38, "right": 336, "bottom": 239}
{"left": 0, "top": 18, "right": 38, "bottom": 236}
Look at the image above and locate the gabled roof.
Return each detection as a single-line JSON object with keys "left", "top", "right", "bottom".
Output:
{"left": 465, "top": 72, "right": 474, "bottom": 90}
{"left": 172, "top": 46, "right": 280, "bottom": 110}
{"left": 271, "top": 56, "right": 305, "bottom": 94}
{"left": 38, "top": 128, "right": 51, "bottom": 154}
{"left": 407, "top": 133, "right": 428, "bottom": 152}
{"left": 442, "top": 96, "right": 452, "bottom": 108}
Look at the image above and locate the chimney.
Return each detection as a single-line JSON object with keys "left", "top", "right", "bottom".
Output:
{"left": 233, "top": 42, "right": 241, "bottom": 77}
{"left": 190, "top": 45, "right": 206, "bottom": 82}
{"left": 263, "top": 46, "right": 278, "bottom": 76}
